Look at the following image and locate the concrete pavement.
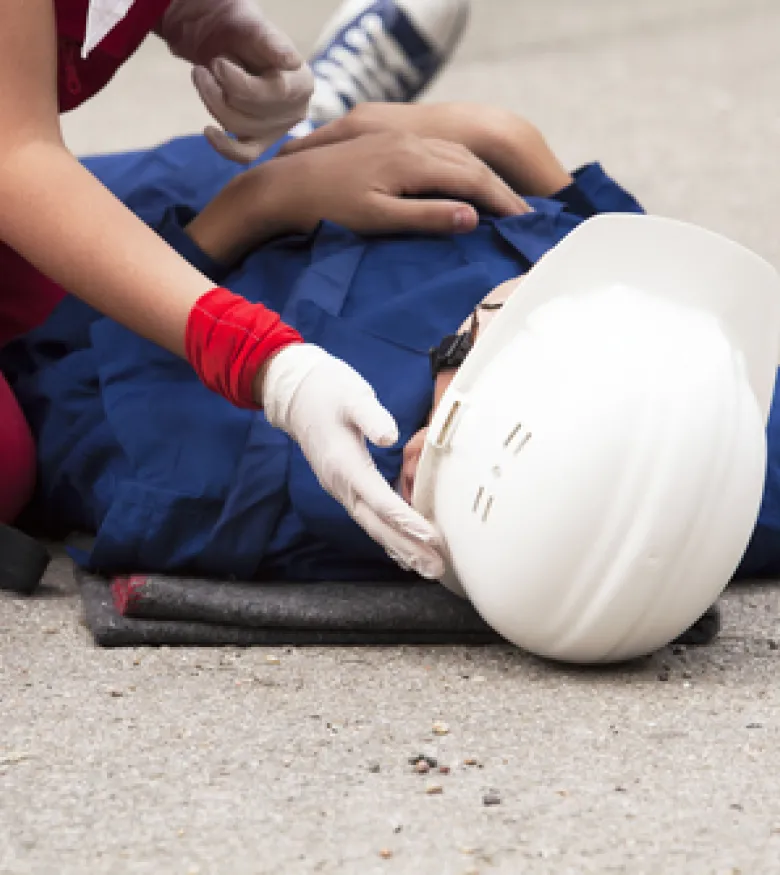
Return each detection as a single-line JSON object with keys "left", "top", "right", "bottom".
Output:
{"left": 4, "top": 1, "right": 780, "bottom": 872}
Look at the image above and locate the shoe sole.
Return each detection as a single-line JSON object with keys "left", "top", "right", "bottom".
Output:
{"left": 0, "top": 524, "right": 51, "bottom": 595}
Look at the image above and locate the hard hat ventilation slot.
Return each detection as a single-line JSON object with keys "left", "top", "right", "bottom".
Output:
{"left": 472, "top": 487, "right": 495, "bottom": 521}
{"left": 504, "top": 422, "right": 532, "bottom": 455}
{"left": 433, "top": 399, "right": 462, "bottom": 449}
{"left": 512, "top": 432, "right": 532, "bottom": 456}
{"left": 503, "top": 422, "right": 524, "bottom": 447}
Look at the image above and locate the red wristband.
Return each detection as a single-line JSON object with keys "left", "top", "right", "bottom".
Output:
{"left": 185, "top": 287, "right": 303, "bottom": 408}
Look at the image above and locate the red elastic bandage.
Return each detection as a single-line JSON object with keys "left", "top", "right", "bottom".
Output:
{"left": 185, "top": 287, "right": 303, "bottom": 409}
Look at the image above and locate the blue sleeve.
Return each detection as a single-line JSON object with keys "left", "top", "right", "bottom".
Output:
{"left": 552, "top": 162, "right": 645, "bottom": 218}
{"left": 153, "top": 205, "right": 230, "bottom": 285}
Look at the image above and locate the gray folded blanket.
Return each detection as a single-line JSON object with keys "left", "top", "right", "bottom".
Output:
{"left": 77, "top": 569, "right": 721, "bottom": 651}
{"left": 78, "top": 570, "right": 501, "bottom": 647}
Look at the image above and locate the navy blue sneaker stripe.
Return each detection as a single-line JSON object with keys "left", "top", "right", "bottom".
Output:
{"left": 310, "top": 0, "right": 460, "bottom": 119}
{"left": 320, "top": 0, "right": 438, "bottom": 70}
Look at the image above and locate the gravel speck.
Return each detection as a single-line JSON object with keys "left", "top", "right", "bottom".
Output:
{"left": 409, "top": 754, "right": 438, "bottom": 769}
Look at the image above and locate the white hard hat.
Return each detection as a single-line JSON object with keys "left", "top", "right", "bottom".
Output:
{"left": 412, "top": 214, "right": 780, "bottom": 664}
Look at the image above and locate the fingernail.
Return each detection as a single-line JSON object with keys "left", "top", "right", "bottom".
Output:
{"left": 280, "top": 50, "right": 301, "bottom": 68}
{"left": 453, "top": 207, "right": 474, "bottom": 230}
{"left": 374, "top": 414, "right": 399, "bottom": 447}
{"left": 408, "top": 549, "right": 444, "bottom": 579}
{"left": 416, "top": 559, "right": 443, "bottom": 580}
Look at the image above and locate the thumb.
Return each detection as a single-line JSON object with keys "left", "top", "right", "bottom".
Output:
{"left": 279, "top": 117, "right": 353, "bottom": 156}
{"left": 344, "top": 390, "right": 399, "bottom": 448}
{"left": 204, "top": 126, "right": 264, "bottom": 163}
{"left": 376, "top": 195, "right": 479, "bottom": 236}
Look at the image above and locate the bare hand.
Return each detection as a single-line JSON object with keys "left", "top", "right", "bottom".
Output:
{"left": 281, "top": 103, "right": 573, "bottom": 197}
{"left": 264, "top": 130, "right": 531, "bottom": 237}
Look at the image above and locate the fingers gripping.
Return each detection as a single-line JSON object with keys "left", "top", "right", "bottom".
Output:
{"left": 333, "top": 447, "right": 445, "bottom": 579}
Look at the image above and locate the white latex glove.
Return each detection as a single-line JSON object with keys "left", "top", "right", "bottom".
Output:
{"left": 158, "top": 0, "right": 314, "bottom": 163}
{"left": 261, "top": 344, "right": 446, "bottom": 579}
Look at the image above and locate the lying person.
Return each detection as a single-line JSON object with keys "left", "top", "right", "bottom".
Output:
{"left": 4, "top": 102, "right": 780, "bottom": 586}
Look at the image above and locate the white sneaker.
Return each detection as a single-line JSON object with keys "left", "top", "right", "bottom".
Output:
{"left": 307, "top": 0, "right": 471, "bottom": 124}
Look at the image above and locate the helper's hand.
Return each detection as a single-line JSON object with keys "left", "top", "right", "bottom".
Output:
{"left": 258, "top": 344, "right": 445, "bottom": 579}
{"left": 281, "top": 103, "right": 573, "bottom": 197}
{"left": 158, "top": 0, "right": 314, "bottom": 163}
{"left": 262, "top": 131, "right": 530, "bottom": 237}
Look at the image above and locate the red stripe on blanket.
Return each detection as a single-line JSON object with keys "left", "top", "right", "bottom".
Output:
{"left": 112, "top": 575, "right": 149, "bottom": 615}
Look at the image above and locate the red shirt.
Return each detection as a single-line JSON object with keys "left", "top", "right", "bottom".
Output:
{"left": 0, "top": 0, "right": 172, "bottom": 348}
{"left": 55, "top": 0, "right": 172, "bottom": 112}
